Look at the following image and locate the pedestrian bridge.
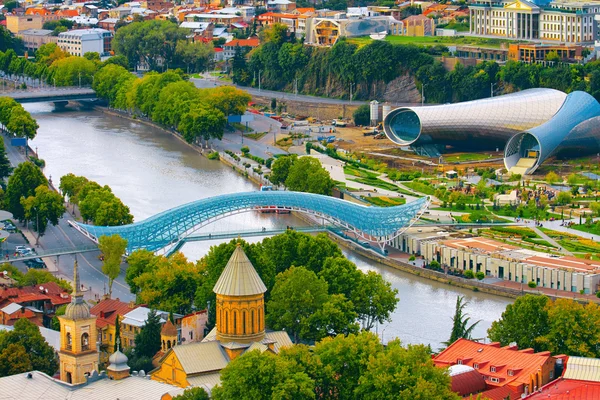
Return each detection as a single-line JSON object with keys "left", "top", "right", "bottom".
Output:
{"left": 3, "top": 87, "right": 97, "bottom": 104}
{"left": 70, "top": 191, "right": 429, "bottom": 253}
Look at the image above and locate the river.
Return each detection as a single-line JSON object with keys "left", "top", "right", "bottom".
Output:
{"left": 26, "top": 103, "right": 512, "bottom": 348}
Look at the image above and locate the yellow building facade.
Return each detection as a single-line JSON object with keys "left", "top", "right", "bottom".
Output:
{"left": 58, "top": 261, "right": 99, "bottom": 385}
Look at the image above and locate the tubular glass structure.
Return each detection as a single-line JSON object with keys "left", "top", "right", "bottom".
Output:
{"left": 72, "top": 192, "right": 429, "bottom": 253}
{"left": 504, "top": 91, "right": 600, "bottom": 175}
{"left": 383, "top": 88, "right": 567, "bottom": 148}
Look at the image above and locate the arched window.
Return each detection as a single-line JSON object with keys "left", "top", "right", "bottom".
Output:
{"left": 162, "top": 340, "right": 165, "bottom": 351}
{"left": 251, "top": 310, "right": 255, "bottom": 332}
{"left": 233, "top": 311, "right": 237, "bottom": 334}
{"left": 242, "top": 311, "right": 246, "bottom": 334}
{"left": 81, "top": 333, "right": 90, "bottom": 351}
{"left": 167, "top": 340, "right": 171, "bottom": 349}
{"left": 258, "top": 309, "right": 262, "bottom": 331}
{"left": 225, "top": 311, "right": 229, "bottom": 333}
{"left": 66, "top": 332, "right": 72, "bottom": 350}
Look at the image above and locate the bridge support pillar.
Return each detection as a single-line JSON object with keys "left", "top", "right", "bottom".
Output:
{"left": 53, "top": 101, "right": 69, "bottom": 110}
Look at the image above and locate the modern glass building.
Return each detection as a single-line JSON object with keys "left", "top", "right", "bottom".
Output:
{"left": 383, "top": 88, "right": 600, "bottom": 175}
{"left": 383, "top": 88, "right": 567, "bottom": 149}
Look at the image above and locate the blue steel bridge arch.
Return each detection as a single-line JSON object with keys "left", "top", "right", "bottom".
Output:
{"left": 71, "top": 191, "right": 429, "bottom": 253}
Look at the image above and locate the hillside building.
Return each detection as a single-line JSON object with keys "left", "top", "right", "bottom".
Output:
{"left": 57, "top": 28, "right": 113, "bottom": 57}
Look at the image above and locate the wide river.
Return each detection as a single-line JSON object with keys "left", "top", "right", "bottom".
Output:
{"left": 26, "top": 103, "right": 512, "bottom": 348}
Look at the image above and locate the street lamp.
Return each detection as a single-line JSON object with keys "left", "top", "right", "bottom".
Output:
{"left": 258, "top": 70, "right": 262, "bottom": 92}
{"left": 349, "top": 82, "right": 355, "bottom": 101}
{"left": 421, "top": 83, "right": 428, "bottom": 106}
{"left": 33, "top": 206, "right": 40, "bottom": 246}
{"left": 491, "top": 82, "right": 498, "bottom": 98}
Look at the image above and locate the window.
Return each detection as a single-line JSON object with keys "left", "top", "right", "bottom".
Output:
{"left": 473, "top": 363, "right": 479, "bottom": 369}
{"left": 490, "top": 377, "right": 500, "bottom": 383}
{"left": 550, "top": 370, "right": 554, "bottom": 379}
{"left": 508, "top": 370, "right": 514, "bottom": 376}
{"left": 490, "top": 366, "right": 496, "bottom": 372}
{"left": 66, "top": 332, "right": 72, "bottom": 350}
{"left": 81, "top": 333, "right": 90, "bottom": 351}
{"left": 109, "top": 333, "right": 113, "bottom": 343}
{"left": 457, "top": 359, "right": 463, "bottom": 365}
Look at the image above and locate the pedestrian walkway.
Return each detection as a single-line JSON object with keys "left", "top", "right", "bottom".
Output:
{"left": 530, "top": 225, "right": 573, "bottom": 256}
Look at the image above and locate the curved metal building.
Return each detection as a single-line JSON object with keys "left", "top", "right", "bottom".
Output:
{"left": 504, "top": 91, "right": 600, "bottom": 175}
{"left": 383, "top": 88, "right": 567, "bottom": 149}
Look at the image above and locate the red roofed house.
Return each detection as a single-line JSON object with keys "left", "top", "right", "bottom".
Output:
{"left": 0, "top": 302, "right": 43, "bottom": 326}
{"left": 55, "top": 9, "right": 80, "bottom": 18}
{"left": 525, "top": 356, "right": 600, "bottom": 399}
{"left": 0, "top": 282, "right": 71, "bottom": 327}
{"left": 90, "top": 297, "right": 139, "bottom": 363}
{"left": 434, "top": 339, "right": 558, "bottom": 398}
{"left": 223, "top": 37, "right": 260, "bottom": 60}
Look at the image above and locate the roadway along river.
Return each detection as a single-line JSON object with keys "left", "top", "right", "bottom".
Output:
{"left": 26, "top": 103, "right": 511, "bottom": 348}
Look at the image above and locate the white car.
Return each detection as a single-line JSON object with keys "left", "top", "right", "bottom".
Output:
{"left": 15, "top": 246, "right": 33, "bottom": 254}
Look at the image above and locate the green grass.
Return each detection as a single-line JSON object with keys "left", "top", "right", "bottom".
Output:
{"left": 571, "top": 223, "right": 600, "bottom": 236}
{"left": 403, "top": 181, "right": 436, "bottom": 196}
{"left": 344, "top": 165, "right": 379, "bottom": 179}
{"left": 362, "top": 196, "right": 406, "bottom": 207}
{"left": 347, "top": 35, "right": 521, "bottom": 49}
{"left": 491, "top": 206, "right": 562, "bottom": 220}
{"left": 446, "top": 153, "right": 495, "bottom": 162}
{"left": 489, "top": 226, "right": 540, "bottom": 238}
{"left": 349, "top": 177, "right": 401, "bottom": 192}
{"left": 245, "top": 132, "right": 266, "bottom": 140}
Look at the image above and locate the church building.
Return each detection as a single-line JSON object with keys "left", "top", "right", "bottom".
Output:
{"left": 151, "top": 244, "right": 293, "bottom": 392}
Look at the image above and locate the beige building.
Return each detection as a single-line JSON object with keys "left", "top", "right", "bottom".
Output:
{"left": 469, "top": 0, "right": 600, "bottom": 44}
{"left": 18, "top": 29, "right": 58, "bottom": 51}
{"left": 421, "top": 236, "right": 600, "bottom": 294}
{"left": 6, "top": 15, "right": 44, "bottom": 34}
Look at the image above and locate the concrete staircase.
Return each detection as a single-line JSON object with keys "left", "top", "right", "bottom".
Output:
{"left": 509, "top": 158, "right": 537, "bottom": 176}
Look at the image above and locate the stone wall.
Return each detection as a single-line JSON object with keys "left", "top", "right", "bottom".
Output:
{"left": 252, "top": 95, "right": 361, "bottom": 121}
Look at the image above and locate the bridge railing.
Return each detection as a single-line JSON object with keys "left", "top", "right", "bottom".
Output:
{"left": 0, "top": 244, "right": 99, "bottom": 264}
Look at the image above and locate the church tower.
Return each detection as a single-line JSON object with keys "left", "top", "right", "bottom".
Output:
{"left": 213, "top": 244, "right": 267, "bottom": 344}
{"left": 58, "top": 260, "right": 99, "bottom": 384}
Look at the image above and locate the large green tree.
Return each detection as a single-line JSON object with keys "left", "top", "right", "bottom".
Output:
{"left": 21, "top": 185, "right": 66, "bottom": 241}
{"left": 0, "top": 318, "right": 58, "bottom": 377}
{"left": 212, "top": 350, "right": 315, "bottom": 400}
{"left": 173, "top": 387, "right": 210, "bottom": 400}
{"left": 0, "top": 136, "right": 13, "bottom": 182}
{"left": 285, "top": 156, "right": 334, "bottom": 195}
{"left": 269, "top": 155, "right": 296, "bottom": 186}
{"left": 47, "top": 56, "right": 97, "bottom": 86}
{"left": 5, "top": 162, "right": 47, "bottom": 220}
{"left": 352, "top": 270, "right": 399, "bottom": 331}
{"left": 98, "top": 234, "right": 128, "bottom": 298}
{"left": 487, "top": 294, "right": 550, "bottom": 352}
{"left": 126, "top": 249, "right": 158, "bottom": 296}
{"left": 442, "top": 295, "right": 480, "bottom": 347}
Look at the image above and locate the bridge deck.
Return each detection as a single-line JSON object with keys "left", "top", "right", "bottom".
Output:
{"left": 3, "top": 87, "right": 97, "bottom": 103}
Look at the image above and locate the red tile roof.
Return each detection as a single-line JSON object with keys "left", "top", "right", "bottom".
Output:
{"left": 434, "top": 339, "right": 555, "bottom": 391}
{"left": 56, "top": 9, "right": 79, "bottom": 17}
{"left": 451, "top": 369, "right": 487, "bottom": 396}
{"left": 482, "top": 385, "right": 521, "bottom": 400}
{"left": 90, "top": 298, "right": 137, "bottom": 329}
{"left": 25, "top": 8, "right": 52, "bottom": 15}
{"left": 525, "top": 379, "right": 600, "bottom": 399}
{"left": 224, "top": 38, "right": 260, "bottom": 47}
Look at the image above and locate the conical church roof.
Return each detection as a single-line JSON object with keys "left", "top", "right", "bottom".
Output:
{"left": 213, "top": 245, "right": 267, "bottom": 296}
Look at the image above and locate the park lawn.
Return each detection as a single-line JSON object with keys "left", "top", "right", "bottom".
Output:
{"left": 571, "top": 223, "right": 600, "bottom": 236}
{"left": 540, "top": 228, "right": 600, "bottom": 254}
{"left": 344, "top": 165, "right": 380, "bottom": 179}
{"left": 492, "top": 206, "right": 562, "bottom": 220}
{"left": 403, "top": 181, "right": 436, "bottom": 196}
{"left": 445, "top": 152, "right": 495, "bottom": 162}
{"left": 363, "top": 196, "right": 407, "bottom": 207}
{"left": 348, "top": 35, "right": 516, "bottom": 49}
{"left": 489, "top": 226, "right": 540, "bottom": 238}
{"left": 245, "top": 132, "right": 266, "bottom": 140}
{"left": 457, "top": 212, "right": 509, "bottom": 224}
{"left": 348, "top": 177, "right": 401, "bottom": 192}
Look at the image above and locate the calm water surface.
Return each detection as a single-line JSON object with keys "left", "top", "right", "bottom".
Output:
{"left": 26, "top": 103, "right": 512, "bottom": 348}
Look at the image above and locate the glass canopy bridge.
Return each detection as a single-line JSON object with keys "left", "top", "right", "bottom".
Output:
{"left": 69, "top": 191, "right": 430, "bottom": 254}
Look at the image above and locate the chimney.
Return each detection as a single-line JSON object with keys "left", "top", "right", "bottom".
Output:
{"left": 129, "top": 300, "right": 135, "bottom": 308}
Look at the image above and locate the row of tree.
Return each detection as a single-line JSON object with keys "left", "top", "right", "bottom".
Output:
{"left": 234, "top": 25, "right": 600, "bottom": 103}
{"left": 59, "top": 173, "right": 133, "bottom": 226}
{"left": 93, "top": 65, "right": 250, "bottom": 144}
{"left": 269, "top": 155, "right": 335, "bottom": 196}
{"left": 0, "top": 97, "right": 39, "bottom": 140}
{"left": 125, "top": 232, "right": 398, "bottom": 343}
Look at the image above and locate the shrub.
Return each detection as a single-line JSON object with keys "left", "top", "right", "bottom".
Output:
{"left": 430, "top": 260, "right": 440, "bottom": 269}
{"left": 476, "top": 271, "right": 485, "bottom": 280}
{"left": 241, "top": 145, "right": 250, "bottom": 154}
{"left": 596, "top": 291, "right": 600, "bottom": 298}
{"left": 528, "top": 281, "right": 537, "bottom": 288}
{"left": 580, "top": 289, "right": 585, "bottom": 295}
{"left": 408, "top": 255, "right": 416, "bottom": 261}
{"left": 464, "top": 270, "right": 475, "bottom": 279}
{"left": 207, "top": 151, "right": 220, "bottom": 160}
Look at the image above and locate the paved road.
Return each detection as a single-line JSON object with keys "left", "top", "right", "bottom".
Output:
{"left": 4, "top": 138, "right": 134, "bottom": 302}
{"left": 191, "top": 76, "right": 371, "bottom": 106}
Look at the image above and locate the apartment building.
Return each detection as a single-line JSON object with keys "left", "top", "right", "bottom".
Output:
{"left": 469, "top": 0, "right": 600, "bottom": 44}
{"left": 57, "top": 28, "right": 113, "bottom": 57}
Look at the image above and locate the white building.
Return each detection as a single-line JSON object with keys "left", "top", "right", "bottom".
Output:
{"left": 469, "top": 0, "right": 600, "bottom": 44}
{"left": 57, "top": 28, "right": 113, "bottom": 57}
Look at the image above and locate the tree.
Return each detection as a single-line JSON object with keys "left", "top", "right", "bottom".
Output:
{"left": 6, "top": 107, "right": 39, "bottom": 139}
{"left": 98, "top": 234, "right": 128, "bottom": 298}
{"left": 442, "top": 296, "right": 480, "bottom": 347}
{"left": 47, "top": 56, "right": 97, "bottom": 86}
{"left": 0, "top": 136, "right": 12, "bottom": 182}
{"left": 356, "top": 341, "right": 460, "bottom": 400}
{"left": 318, "top": 257, "right": 362, "bottom": 300}
{"left": 173, "top": 387, "right": 210, "bottom": 400}
{"left": 51, "top": 304, "right": 67, "bottom": 331}
{"left": 126, "top": 249, "right": 158, "bottom": 296}
{"left": 93, "top": 64, "right": 135, "bottom": 106}
{"left": 353, "top": 104, "right": 370, "bottom": 126}
{"left": 175, "top": 40, "right": 214, "bottom": 73}
{"left": 285, "top": 156, "right": 334, "bottom": 195}
{"left": 134, "top": 252, "right": 203, "bottom": 314}
{"left": 307, "top": 294, "right": 359, "bottom": 341}
{"left": 269, "top": 155, "right": 296, "bottom": 186}
{"left": 133, "top": 309, "right": 162, "bottom": 358}
{"left": 5, "top": 162, "right": 47, "bottom": 220}
{"left": 0, "top": 343, "right": 32, "bottom": 377}
{"left": 212, "top": 350, "right": 314, "bottom": 400}
{"left": 352, "top": 271, "right": 399, "bottom": 331}
{"left": 114, "top": 314, "right": 121, "bottom": 353}
{"left": 557, "top": 191, "right": 572, "bottom": 205}
{"left": 545, "top": 171, "right": 560, "bottom": 184}
{"left": 19, "top": 269, "right": 72, "bottom": 292}
{"left": 178, "top": 103, "right": 226, "bottom": 144}
{"left": 266, "top": 266, "right": 329, "bottom": 343}
{"left": 21, "top": 185, "right": 66, "bottom": 240}
{"left": 487, "top": 294, "right": 550, "bottom": 352}
{"left": 0, "top": 318, "right": 58, "bottom": 377}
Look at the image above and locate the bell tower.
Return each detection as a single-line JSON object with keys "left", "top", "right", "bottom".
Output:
{"left": 58, "top": 260, "right": 98, "bottom": 385}
{"left": 213, "top": 244, "right": 267, "bottom": 344}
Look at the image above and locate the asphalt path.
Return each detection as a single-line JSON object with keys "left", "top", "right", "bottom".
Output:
{"left": 4, "top": 138, "right": 134, "bottom": 302}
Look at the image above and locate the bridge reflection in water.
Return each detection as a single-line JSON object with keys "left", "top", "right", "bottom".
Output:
{"left": 70, "top": 191, "right": 430, "bottom": 253}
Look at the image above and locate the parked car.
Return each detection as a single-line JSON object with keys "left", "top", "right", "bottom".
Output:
{"left": 25, "top": 258, "right": 45, "bottom": 269}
